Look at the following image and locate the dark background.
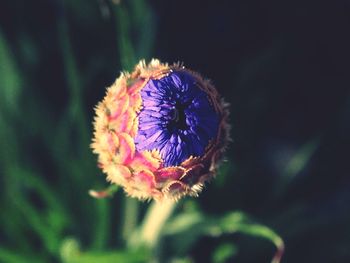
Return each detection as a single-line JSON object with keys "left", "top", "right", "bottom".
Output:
{"left": 0, "top": 0, "right": 349, "bottom": 262}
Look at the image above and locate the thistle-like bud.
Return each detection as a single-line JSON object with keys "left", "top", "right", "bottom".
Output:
{"left": 91, "top": 59, "right": 229, "bottom": 201}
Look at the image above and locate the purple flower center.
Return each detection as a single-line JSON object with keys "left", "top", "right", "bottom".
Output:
{"left": 135, "top": 71, "right": 220, "bottom": 167}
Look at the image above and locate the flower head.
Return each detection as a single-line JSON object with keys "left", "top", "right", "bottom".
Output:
{"left": 92, "top": 59, "right": 229, "bottom": 201}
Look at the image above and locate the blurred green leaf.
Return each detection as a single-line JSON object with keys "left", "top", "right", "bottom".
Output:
{"left": 0, "top": 247, "right": 41, "bottom": 263}
{"left": 276, "top": 137, "right": 321, "bottom": 196}
{"left": 60, "top": 238, "right": 150, "bottom": 263}
{"left": 114, "top": 0, "right": 155, "bottom": 70}
{"left": 212, "top": 243, "right": 238, "bottom": 263}
{"left": 0, "top": 31, "right": 22, "bottom": 115}
{"left": 115, "top": 4, "right": 136, "bottom": 71}
{"left": 169, "top": 257, "right": 194, "bottom": 263}
{"left": 129, "top": 0, "right": 155, "bottom": 60}
{"left": 57, "top": 11, "right": 89, "bottom": 157}
{"left": 164, "top": 211, "right": 284, "bottom": 263}
{"left": 283, "top": 137, "right": 320, "bottom": 179}
{"left": 163, "top": 211, "right": 203, "bottom": 236}
{"left": 5, "top": 166, "right": 69, "bottom": 255}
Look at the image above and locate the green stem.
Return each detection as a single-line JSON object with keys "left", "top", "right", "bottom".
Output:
{"left": 138, "top": 199, "right": 177, "bottom": 248}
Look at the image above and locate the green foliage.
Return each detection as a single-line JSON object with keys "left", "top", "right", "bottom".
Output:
{"left": 60, "top": 238, "right": 149, "bottom": 263}
{"left": 163, "top": 210, "right": 283, "bottom": 262}
{"left": 0, "top": 247, "right": 39, "bottom": 263}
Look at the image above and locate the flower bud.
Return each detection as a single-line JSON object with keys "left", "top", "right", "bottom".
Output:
{"left": 92, "top": 59, "right": 229, "bottom": 201}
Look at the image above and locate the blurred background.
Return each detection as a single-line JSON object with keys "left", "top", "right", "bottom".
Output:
{"left": 0, "top": 0, "right": 350, "bottom": 262}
